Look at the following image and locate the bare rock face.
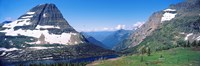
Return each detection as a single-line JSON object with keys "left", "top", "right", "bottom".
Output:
{"left": 113, "top": 11, "right": 164, "bottom": 51}
{"left": 130, "top": 12, "right": 163, "bottom": 47}
{"left": 38, "top": 34, "right": 47, "bottom": 44}
{"left": 17, "top": 3, "right": 77, "bottom": 33}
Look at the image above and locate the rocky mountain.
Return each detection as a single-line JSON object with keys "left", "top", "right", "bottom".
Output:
{"left": 114, "top": 0, "right": 200, "bottom": 52}
{"left": 0, "top": 3, "right": 115, "bottom": 63}
{"left": 0, "top": 3, "right": 81, "bottom": 47}
{"left": 101, "top": 29, "right": 132, "bottom": 49}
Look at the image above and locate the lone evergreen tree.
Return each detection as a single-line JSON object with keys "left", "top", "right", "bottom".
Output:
{"left": 198, "top": 40, "right": 200, "bottom": 46}
{"left": 191, "top": 40, "right": 197, "bottom": 47}
{"left": 187, "top": 41, "right": 190, "bottom": 47}
{"left": 147, "top": 47, "right": 151, "bottom": 56}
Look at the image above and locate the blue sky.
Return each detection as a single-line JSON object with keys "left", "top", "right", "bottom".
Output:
{"left": 0, "top": 0, "right": 184, "bottom": 32}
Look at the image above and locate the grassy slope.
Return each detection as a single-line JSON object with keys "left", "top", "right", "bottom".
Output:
{"left": 93, "top": 47, "right": 200, "bottom": 66}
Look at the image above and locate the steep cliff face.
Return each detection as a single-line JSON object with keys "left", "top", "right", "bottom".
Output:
{"left": 130, "top": 11, "right": 163, "bottom": 47}
{"left": 114, "top": 11, "right": 164, "bottom": 51}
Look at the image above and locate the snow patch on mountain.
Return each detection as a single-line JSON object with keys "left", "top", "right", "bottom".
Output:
{"left": 2, "top": 11, "right": 35, "bottom": 28}
{"left": 196, "top": 36, "right": 200, "bottom": 40}
{"left": 29, "top": 47, "right": 54, "bottom": 50}
{"left": 43, "top": 13, "right": 47, "bottom": 18}
{"left": 0, "top": 52, "right": 6, "bottom": 56}
{"left": 36, "top": 25, "right": 60, "bottom": 29}
{"left": 0, "top": 48, "right": 19, "bottom": 51}
{"left": 161, "top": 9, "right": 177, "bottom": 22}
{"left": 26, "top": 12, "right": 35, "bottom": 14}
{"left": 0, "top": 28, "right": 81, "bottom": 44}
{"left": 43, "top": 57, "right": 53, "bottom": 60}
{"left": 2, "top": 19, "right": 31, "bottom": 28}
{"left": 185, "top": 33, "right": 193, "bottom": 40}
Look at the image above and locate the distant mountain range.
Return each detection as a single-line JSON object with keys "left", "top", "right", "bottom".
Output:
{"left": 82, "top": 31, "right": 114, "bottom": 42}
{"left": 82, "top": 29, "right": 133, "bottom": 50}
{"left": 102, "top": 29, "right": 132, "bottom": 49}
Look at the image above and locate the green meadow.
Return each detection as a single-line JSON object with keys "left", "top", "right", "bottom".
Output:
{"left": 94, "top": 47, "right": 200, "bottom": 66}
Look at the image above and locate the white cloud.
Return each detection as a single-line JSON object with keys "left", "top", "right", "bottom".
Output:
{"left": 80, "top": 25, "right": 123, "bottom": 32}
{"left": 103, "top": 27, "right": 109, "bottom": 30}
{"left": 115, "top": 24, "right": 125, "bottom": 30}
{"left": 79, "top": 27, "right": 115, "bottom": 32}
{"left": 95, "top": 27, "right": 115, "bottom": 31}
{"left": 79, "top": 22, "right": 145, "bottom": 32}
{"left": 132, "top": 22, "right": 144, "bottom": 30}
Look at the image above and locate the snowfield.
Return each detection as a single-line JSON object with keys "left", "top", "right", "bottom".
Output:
{"left": 0, "top": 48, "right": 19, "bottom": 51}
{"left": 29, "top": 47, "right": 54, "bottom": 50}
{"left": 161, "top": 9, "right": 177, "bottom": 22}
{"left": 36, "top": 25, "right": 60, "bottom": 29}
{"left": 184, "top": 33, "right": 193, "bottom": 40}
{"left": 2, "top": 12, "right": 35, "bottom": 28}
{"left": 0, "top": 28, "right": 80, "bottom": 44}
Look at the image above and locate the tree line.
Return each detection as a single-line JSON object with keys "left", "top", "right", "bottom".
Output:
{"left": 178, "top": 40, "right": 200, "bottom": 48}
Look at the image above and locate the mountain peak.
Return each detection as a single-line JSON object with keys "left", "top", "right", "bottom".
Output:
{"left": 25, "top": 3, "right": 75, "bottom": 32}
{"left": 4, "top": 3, "right": 77, "bottom": 33}
{"left": 0, "top": 4, "right": 84, "bottom": 45}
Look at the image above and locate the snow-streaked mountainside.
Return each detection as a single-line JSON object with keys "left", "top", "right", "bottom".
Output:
{"left": 102, "top": 29, "right": 132, "bottom": 49}
{"left": 114, "top": 0, "right": 200, "bottom": 52}
{"left": 113, "top": 8, "right": 178, "bottom": 51}
{"left": 0, "top": 4, "right": 84, "bottom": 45}
{"left": 0, "top": 3, "right": 116, "bottom": 63}
{"left": 0, "top": 21, "right": 12, "bottom": 26}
